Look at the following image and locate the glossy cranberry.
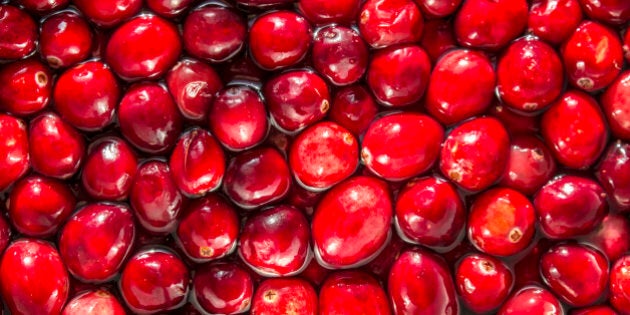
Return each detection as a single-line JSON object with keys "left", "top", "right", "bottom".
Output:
{"left": 416, "top": 0, "right": 461, "bottom": 17}
{"left": 176, "top": 194, "right": 239, "bottom": 262}
{"left": 0, "top": 5, "right": 37, "bottom": 60}
{"left": 297, "top": 0, "right": 360, "bottom": 25}
{"left": 53, "top": 60, "right": 120, "bottom": 131}
{"left": 367, "top": 45, "right": 431, "bottom": 106}
{"left": 328, "top": 85, "right": 378, "bottom": 136}
{"left": 425, "top": 49, "right": 495, "bottom": 125}
{"left": 583, "top": 213, "right": 630, "bottom": 262}
{"left": 146, "top": 0, "right": 195, "bottom": 17}
{"left": 312, "top": 25, "right": 368, "bottom": 86}
{"left": 250, "top": 278, "right": 317, "bottom": 315}
{"left": 106, "top": 15, "right": 182, "bottom": 80}
{"left": 596, "top": 140, "right": 630, "bottom": 211}
{"left": 499, "top": 135, "right": 557, "bottom": 195}
{"left": 455, "top": 253, "right": 514, "bottom": 313}
{"left": 169, "top": 128, "right": 226, "bottom": 197}
{"left": 535, "top": 175, "right": 608, "bottom": 239}
{"left": 319, "top": 271, "right": 391, "bottom": 314}
{"left": 571, "top": 306, "right": 619, "bottom": 315}
{"left": 62, "top": 289, "right": 126, "bottom": 315}
{"left": 601, "top": 70, "right": 630, "bottom": 141}
{"left": 82, "top": 137, "right": 138, "bottom": 201}
{"left": 440, "top": 117, "right": 510, "bottom": 192}
{"left": 0, "top": 59, "right": 52, "bottom": 116}
{"left": 388, "top": 248, "right": 458, "bottom": 315}
{"left": 487, "top": 102, "right": 541, "bottom": 136}
{"left": 17, "top": 0, "right": 69, "bottom": 13}
{"left": 498, "top": 286, "right": 564, "bottom": 315}
{"left": 263, "top": 70, "right": 330, "bottom": 133}
{"left": 610, "top": 255, "right": 630, "bottom": 313}
{"left": 420, "top": 19, "right": 457, "bottom": 64}
{"left": 579, "top": 0, "right": 630, "bottom": 25}
{"left": 72, "top": 0, "right": 142, "bottom": 27}
{"left": 0, "top": 114, "right": 29, "bottom": 192}
{"left": 40, "top": 11, "right": 92, "bottom": 68}
{"left": 528, "top": 0, "right": 583, "bottom": 45}
{"left": 119, "top": 248, "right": 190, "bottom": 314}
{"left": 249, "top": 11, "right": 311, "bottom": 70}
{"left": 541, "top": 90, "right": 608, "bottom": 169}
{"left": 191, "top": 262, "right": 254, "bottom": 315}
{"left": 358, "top": 0, "right": 423, "bottom": 49}
{"left": 562, "top": 21, "right": 623, "bottom": 92}
{"left": 183, "top": 6, "right": 246, "bottom": 63}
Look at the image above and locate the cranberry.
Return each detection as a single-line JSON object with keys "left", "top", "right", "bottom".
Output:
{"left": 0, "top": 114, "right": 29, "bottom": 192}
{"left": 0, "top": 215, "right": 11, "bottom": 255}
{"left": 146, "top": 0, "right": 195, "bottom": 18}
{"left": 487, "top": 102, "right": 541, "bottom": 136}
{"left": 579, "top": 0, "right": 630, "bottom": 25}
{"left": 420, "top": 19, "right": 457, "bottom": 64}
{"left": 62, "top": 289, "right": 126, "bottom": 315}
{"left": 235, "top": 0, "right": 294, "bottom": 8}
{"left": 299, "top": 257, "right": 331, "bottom": 287}
{"left": 40, "top": 11, "right": 93, "bottom": 68}
{"left": 625, "top": 30, "right": 630, "bottom": 63}
{"left": 72, "top": 0, "right": 142, "bottom": 27}
{"left": 498, "top": 286, "right": 564, "bottom": 315}
{"left": 312, "top": 25, "right": 368, "bottom": 86}
{"left": 250, "top": 278, "right": 317, "bottom": 315}
{"left": 0, "top": 5, "right": 37, "bottom": 60}
{"left": 358, "top": 0, "right": 423, "bottom": 48}
{"left": 17, "top": 0, "right": 69, "bottom": 13}
{"left": 596, "top": 140, "right": 630, "bottom": 211}
{"left": 513, "top": 238, "right": 554, "bottom": 288}
{"left": 286, "top": 184, "right": 322, "bottom": 216}
{"left": 527, "top": 0, "right": 583, "bottom": 45}
{"left": 297, "top": 0, "right": 360, "bottom": 25}
{"left": 363, "top": 232, "right": 406, "bottom": 280}
{"left": 601, "top": 70, "right": 630, "bottom": 141}
{"left": 319, "top": 271, "right": 391, "bottom": 314}
{"left": 455, "top": 253, "right": 514, "bottom": 313}
{"left": 328, "top": 85, "right": 378, "bottom": 137}
{"left": 499, "top": 135, "right": 557, "bottom": 196}
{"left": 219, "top": 52, "right": 268, "bottom": 83}
{"left": 582, "top": 213, "right": 630, "bottom": 262}
{"left": 571, "top": 306, "right": 619, "bottom": 315}
{"left": 610, "top": 255, "right": 630, "bottom": 313}
{"left": 191, "top": 262, "right": 254, "bottom": 315}
{"left": 81, "top": 137, "right": 138, "bottom": 201}
{"left": 0, "top": 59, "right": 52, "bottom": 116}
{"left": 416, "top": 0, "right": 461, "bottom": 17}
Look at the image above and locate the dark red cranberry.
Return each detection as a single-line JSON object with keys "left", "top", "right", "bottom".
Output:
{"left": 250, "top": 278, "right": 317, "bottom": 315}
{"left": 498, "top": 286, "right": 564, "bottom": 315}
{"left": 0, "top": 114, "right": 29, "bottom": 192}
{"left": 319, "top": 271, "right": 391, "bottom": 314}
{"left": 625, "top": 30, "right": 630, "bottom": 63}
{"left": 583, "top": 213, "right": 630, "bottom": 262}
{"left": 420, "top": 19, "right": 457, "bottom": 64}
{"left": 82, "top": 137, "right": 138, "bottom": 201}
{"left": 72, "top": 0, "right": 142, "bottom": 27}
{"left": 297, "top": 0, "right": 360, "bottom": 25}
{"left": 416, "top": 0, "right": 461, "bottom": 17}
{"left": 571, "top": 306, "right": 619, "bottom": 315}
{"left": 40, "top": 11, "right": 93, "bottom": 68}
{"left": 191, "top": 262, "right": 254, "bottom": 315}
{"left": 455, "top": 253, "right": 514, "bottom": 313}
{"left": 596, "top": 140, "right": 630, "bottom": 211}
{"left": 236, "top": 0, "right": 294, "bottom": 7}
{"left": 286, "top": 184, "right": 322, "bottom": 216}
{"left": 425, "top": 49, "right": 495, "bottom": 125}
{"left": 534, "top": 175, "right": 608, "bottom": 239}
{"left": 367, "top": 45, "right": 431, "bottom": 106}
{"left": 358, "top": 0, "right": 423, "bottom": 48}
{"left": 329, "top": 85, "right": 378, "bottom": 136}
{"left": 146, "top": 0, "right": 195, "bottom": 18}
{"left": 363, "top": 232, "right": 406, "bottom": 281}
{"left": 601, "top": 70, "right": 630, "bottom": 141}
{"left": 579, "top": 0, "right": 630, "bottom": 25}
{"left": 299, "top": 257, "right": 331, "bottom": 287}
{"left": 16, "top": 0, "right": 69, "bottom": 13}
{"left": 541, "top": 90, "right": 608, "bottom": 169}
{"left": 62, "top": 289, "right": 126, "bottom": 315}
{"left": 312, "top": 25, "right": 368, "bottom": 86}
{"left": 499, "top": 135, "right": 557, "bottom": 196}
{"left": 610, "top": 255, "right": 630, "bottom": 313}
{"left": 487, "top": 102, "right": 541, "bottom": 136}
{"left": 0, "top": 59, "right": 52, "bottom": 116}
{"left": 0, "top": 5, "right": 37, "bottom": 60}
{"left": 0, "top": 214, "right": 11, "bottom": 256}
{"left": 528, "top": 0, "right": 583, "bottom": 45}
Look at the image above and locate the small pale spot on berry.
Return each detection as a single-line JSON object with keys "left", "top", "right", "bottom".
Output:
{"left": 577, "top": 77, "right": 594, "bottom": 90}
{"left": 320, "top": 99, "right": 329, "bottom": 113}
{"left": 509, "top": 228, "right": 522, "bottom": 243}
{"left": 35, "top": 71, "right": 48, "bottom": 86}
{"left": 199, "top": 246, "right": 214, "bottom": 257}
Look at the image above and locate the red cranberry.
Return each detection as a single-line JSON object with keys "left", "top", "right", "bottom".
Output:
{"left": 499, "top": 135, "right": 557, "bottom": 196}
{"left": 286, "top": 183, "right": 322, "bottom": 216}
{"left": 528, "top": 0, "right": 583, "bottom": 45}
{"left": 596, "top": 140, "right": 630, "bottom": 211}
{"left": 416, "top": 0, "right": 461, "bottom": 17}
{"left": 420, "top": 19, "right": 457, "bottom": 64}
{"left": 72, "top": 0, "right": 142, "bottom": 27}
{"left": 487, "top": 102, "right": 541, "bottom": 136}
{"left": 583, "top": 213, "right": 630, "bottom": 262}
{"left": 250, "top": 278, "right": 317, "bottom": 315}
{"left": 191, "top": 262, "right": 254, "bottom": 315}
{"left": 16, "top": 0, "right": 69, "bottom": 13}
{"left": 0, "top": 214, "right": 11, "bottom": 256}
{"left": 82, "top": 137, "right": 138, "bottom": 201}
{"left": 601, "top": 70, "right": 630, "bottom": 141}
{"left": 610, "top": 255, "right": 630, "bottom": 313}
{"left": 440, "top": 116, "right": 510, "bottom": 192}
{"left": 235, "top": 0, "right": 294, "bottom": 8}
{"left": 455, "top": 253, "right": 514, "bottom": 313}
{"left": 498, "top": 286, "right": 564, "bottom": 315}
{"left": 329, "top": 85, "right": 378, "bottom": 136}
{"left": 571, "top": 306, "right": 619, "bottom": 315}
{"left": 425, "top": 49, "right": 496, "bottom": 125}
{"left": 625, "top": 30, "right": 630, "bottom": 63}
{"left": 0, "top": 59, "right": 52, "bottom": 116}
{"left": 579, "top": 0, "right": 630, "bottom": 25}
{"left": 0, "top": 114, "right": 29, "bottom": 192}
{"left": 513, "top": 238, "right": 554, "bottom": 288}
{"left": 40, "top": 11, "right": 92, "bottom": 68}
{"left": 299, "top": 257, "right": 331, "bottom": 287}
{"left": 312, "top": 25, "right": 368, "bottom": 86}
{"left": 0, "top": 5, "right": 37, "bottom": 60}
{"left": 362, "top": 232, "right": 406, "bottom": 281}
{"left": 358, "top": 0, "right": 423, "bottom": 49}
{"left": 319, "top": 270, "right": 391, "bottom": 314}
{"left": 146, "top": 0, "right": 195, "bottom": 18}
{"left": 62, "top": 289, "right": 126, "bottom": 315}
{"left": 297, "top": 0, "right": 360, "bottom": 25}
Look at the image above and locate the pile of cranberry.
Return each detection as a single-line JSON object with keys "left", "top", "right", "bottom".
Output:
{"left": 1, "top": 0, "right": 630, "bottom": 313}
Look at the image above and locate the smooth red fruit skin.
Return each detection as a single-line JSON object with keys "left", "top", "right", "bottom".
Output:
{"left": 0, "top": 239, "right": 69, "bottom": 315}
{"left": 17, "top": 0, "right": 69, "bottom": 13}
{"left": 498, "top": 286, "right": 563, "bottom": 315}
{"left": 425, "top": 49, "right": 496, "bottom": 125}
{"left": 0, "top": 5, "right": 37, "bottom": 60}
{"left": 534, "top": 175, "right": 608, "bottom": 239}
{"left": 528, "top": 0, "right": 583, "bottom": 45}
{"left": 584, "top": 214, "right": 630, "bottom": 262}
{"left": 319, "top": 271, "right": 391, "bottom": 315}
{"left": 82, "top": 137, "right": 138, "bottom": 201}
{"left": 169, "top": 128, "right": 226, "bottom": 197}
{"left": 579, "top": 0, "right": 630, "bottom": 25}
{"left": 329, "top": 85, "right": 378, "bottom": 136}
{"left": 191, "top": 262, "right": 254, "bottom": 315}
{"left": 297, "top": 0, "right": 360, "bottom": 25}
{"left": 0, "top": 114, "right": 29, "bottom": 191}
{"left": 62, "top": 290, "right": 126, "bottom": 315}
{"left": 8, "top": 175, "right": 76, "bottom": 238}
{"left": 488, "top": 102, "right": 540, "bottom": 136}
{"left": 610, "top": 255, "right": 630, "bottom": 313}
{"left": 499, "top": 135, "right": 557, "bottom": 196}
{"left": 40, "top": 11, "right": 92, "bottom": 68}
{"left": 0, "top": 59, "right": 52, "bottom": 116}
{"left": 53, "top": 60, "right": 120, "bottom": 131}
{"left": 312, "top": 176, "right": 392, "bottom": 268}
{"left": 562, "top": 21, "right": 623, "bottom": 92}
{"left": 420, "top": 19, "right": 457, "bottom": 64}
{"left": 249, "top": 11, "right": 311, "bottom": 70}
{"left": 513, "top": 238, "right": 554, "bottom": 288}
{"left": 146, "top": 0, "right": 194, "bottom": 18}
{"left": 183, "top": 6, "right": 246, "bottom": 63}
{"left": 388, "top": 248, "right": 459, "bottom": 315}
{"left": 454, "top": 0, "right": 528, "bottom": 51}
{"left": 358, "top": 0, "right": 423, "bottom": 49}
{"left": 106, "top": 15, "right": 182, "bottom": 80}
{"left": 250, "top": 278, "right": 317, "bottom": 315}
{"left": 440, "top": 117, "right": 510, "bottom": 192}
{"left": 541, "top": 90, "right": 608, "bottom": 169}
{"left": 571, "top": 306, "right": 619, "bottom": 315}
{"left": 416, "top": 0, "right": 461, "bottom": 17}
{"left": 367, "top": 45, "right": 431, "bottom": 107}
{"left": 72, "top": 0, "right": 142, "bottom": 27}
{"left": 601, "top": 70, "right": 630, "bottom": 141}
{"left": 175, "top": 194, "right": 239, "bottom": 262}
{"left": 312, "top": 25, "right": 368, "bottom": 86}
{"left": 541, "top": 243, "right": 608, "bottom": 306}
{"left": 596, "top": 141, "right": 630, "bottom": 211}
{"left": 455, "top": 253, "right": 514, "bottom": 313}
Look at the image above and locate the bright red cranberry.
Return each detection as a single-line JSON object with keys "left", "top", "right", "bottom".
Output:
{"left": 571, "top": 306, "right": 619, "bottom": 315}
{"left": 146, "top": 0, "right": 194, "bottom": 17}
{"left": 329, "top": 85, "right": 378, "bottom": 136}
{"left": 82, "top": 137, "right": 138, "bottom": 201}
{"left": 455, "top": 253, "right": 514, "bottom": 313}
{"left": 40, "top": 11, "right": 92, "bottom": 68}
{"left": 528, "top": 0, "right": 583, "bottom": 45}
{"left": 319, "top": 271, "right": 391, "bottom": 314}
{"left": 425, "top": 49, "right": 496, "bottom": 125}
{"left": 596, "top": 140, "right": 630, "bottom": 211}
{"left": 440, "top": 117, "right": 510, "bottom": 192}
{"left": 53, "top": 60, "right": 120, "bottom": 131}
{"left": 562, "top": 21, "right": 623, "bottom": 92}
{"left": 297, "top": 0, "right": 360, "bottom": 24}
{"left": 534, "top": 175, "right": 608, "bottom": 239}
{"left": 312, "top": 25, "right": 368, "bottom": 86}
{"left": 498, "top": 286, "right": 564, "bottom": 315}
{"left": 389, "top": 248, "right": 458, "bottom": 314}
{"left": 583, "top": 213, "right": 630, "bottom": 262}
{"left": 367, "top": 45, "right": 431, "bottom": 106}
{"left": 312, "top": 176, "right": 392, "bottom": 268}
{"left": 0, "top": 59, "right": 52, "bottom": 116}
{"left": 416, "top": 0, "right": 461, "bottom": 17}
{"left": 16, "top": 0, "right": 69, "bottom": 13}
{"left": 0, "top": 114, "right": 29, "bottom": 192}
{"left": 610, "top": 255, "right": 630, "bottom": 313}
{"left": 119, "top": 248, "right": 190, "bottom": 314}
{"left": 191, "top": 262, "right": 254, "bottom": 315}
{"left": 541, "top": 90, "right": 608, "bottom": 169}
{"left": 263, "top": 70, "right": 330, "bottom": 133}
{"left": 176, "top": 194, "right": 238, "bottom": 262}
{"left": 487, "top": 102, "right": 541, "bottom": 136}
{"left": 601, "top": 70, "right": 630, "bottom": 141}
{"left": 169, "top": 128, "right": 226, "bottom": 197}
{"left": 106, "top": 15, "right": 182, "bottom": 80}
{"left": 499, "top": 135, "right": 557, "bottom": 196}
{"left": 249, "top": 10, "right": 311, "bottom": 70}
{"left": 0, "top": 5, "right": 37, "bottom": 60}
{"left": 359, "top": 0, "right": 423, "bottom": 49}
{"left": 420, "top": 19, "right": 457, "bottom": 64}
{"left": 250, "top": 278, "right": 317, "bottom": 315}
{"left": 72, "top": 0, "right": 142, "bottom": 27}
{"left": 8, "top": 175, "right": 76, "bottom": 238}
{"left": 130, "top": 160, "right": 183, "bottom": 234}
{"left": 183, "top": 5, "right": 246, "bottom": 63}
{"left": 579, "top": 0, "right": 630, "bottom": 25}
{"left": 454, "top": 0, "right": 528, "bottom": 51}
{"left": 62, "top": 289, "right": 126, "bottom": 315}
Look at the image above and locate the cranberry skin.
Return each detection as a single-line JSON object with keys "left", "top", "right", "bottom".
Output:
{"left": 488, "top": 102, "right": 541, "bottom": 136}
{"left": 82, "top": 137, "right": 138, "bottom": 201}
{"left": 166, "top": 59, "right": 223, "bottom": 122}
{"left": 106, "top": 15, "right": 182, "bottom": 81}
{"left": 440, "top": 117, "right": 510, "bottom": 192}
{"left": 312, "top": 176, "right": 392, "bottom": 268}
{"left": 130, "top": 160, "right": 183, "bottom": 234}
{"left": 571, "top": 306, "right": 619, "bottom": 315}
{"left": 425, "top": 49, "right": 496, "bottom": 125}
{"left": 263, "top": 70, "right": 330, "bottom": 133}
{"left": 535, "top": 175, "right": 608, "bottom": 239}
{"left": 601, "top": 70, "right": 630, "bottom": 141}
{"left": 455, "top": 253, "right": 514, "bottom": 313}
{"left": 17, "top": 0, "right": 69, "bottom": 13}
{"left": 191, "top": 262, "right": 254, "bottom": 315}
{"left": 0, "top": 5, "right": 37, "bottom": 60}
{"left": 541, "top": 90, "right": 608, "bottom": 169}
{"left": 416, "top": 0, "right": 461, "bottom": 17}
{"left": 625, "top": 30, "right": 630, "bottom": 63}
{"left": 528, "top": 0, "right": 583, "bottom": 45}
{"left": 53, "top": 60, "right": 120, "bottom": 131}
{"left": 0, "top": 59, "right": 52, "bottom": 116}
{"left": 312, "top": 25, "right": 368, "bottom": 86}
{"left": 358, "top": 0, "right": 423, "bottom": 49}
{"left": 388, "top": 248, "right": 459, "bottom": 315}
{"left": 420, "top": 19, "right": 457, "bottom": 64}
{"left": 40, "top": 11, "right": 93, "bottom": 68}
{"left": 454, "top": 0, "right": 528, "bottom": 51}
{"left": 579, "top": 0, "right": 630, "bottom": 25}
{"left": 610, "top": 255, "right": 630, "bottom": 313}
{"left": 297, "top": 0, "right": 360, "bottom": 25}
{"left": 329, "top": 85, "right": 378, "bottom": 136}
{"left": 209, "top": 85, "right": 268, "bottom": 151}
{"left": 498, "top": 286, "right": 564, "bottom": 315}
{"left": 319, "top": 271, "right": 391, "bottom": 315}
{"left": 0, "top": 215, "right": 11, "bottom": 255}
{"left": 249, "top": 11, "right": 311, "bottom": 70}
{"left": 236, "top": 0, "right": 294, "bottom": 7}
{"left": 8, "top": 175, "right": 76, "bottom": 238}
{"left": 72, "top": 0, "right": 142, "bottom": 27}
{"left": 183, "top": 6, "right": 246, "bottom": 63}
{"left": 146, "top": 0, "right": 194, "bottom": 18}
{"left": 0, "top": 114, "right": 29, "bottom": 191}
{"left": 176, "top": 194, "right": 239, "bottom": 262}
{"left": 499, "top": 135, "right": 557, "bottom": 196}
{"left": 250, "top": 278, "right": 317, "bottom": 315}
{"left": 562, "top": 21, "right": 623, "bottom": 92}
{"left": 596, "top": 140, "right": 630, "bottom": 211}
{"left": 585, "top": 213, "right": 630, "bottom": 262}
{"left": 119, "top": 248, "right": 190, "bottom": 314}
{"left": 169, "top": 128, "right": 226, "bottom": 197}
{"left": 62, "top": 290, "right": 126, "bottom": 315}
